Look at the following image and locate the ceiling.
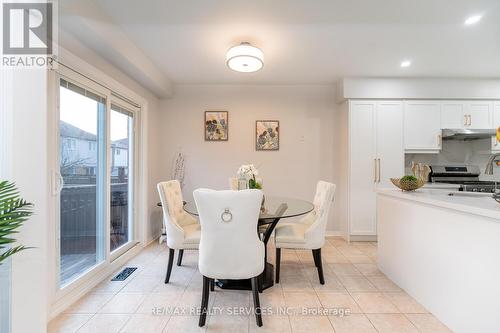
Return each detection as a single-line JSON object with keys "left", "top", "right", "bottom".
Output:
{"left": 59, "top": 0, "right": 500, "bottom": 97}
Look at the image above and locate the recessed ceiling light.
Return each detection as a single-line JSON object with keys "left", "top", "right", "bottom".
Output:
{"left": 400, "top": 60, "right": 412, "bottom": 68}
{"left": 464, "top": 15, "right": 482, "bottom": 25}
{"left": 226, "top": 42, "right": 264, "bottom": 73}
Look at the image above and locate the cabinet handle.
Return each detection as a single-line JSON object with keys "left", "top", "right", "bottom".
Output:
{"left": 468, "top": 115, "right": 472, "bottom": 126}
{"left": 377, "top": 158, "right": 381, "bottom": 183}
{"left": 464, "top": 114, "right": 468, "bottom": 126}
{"left": 374, "top": 159, "right": 377, "bottom": 183}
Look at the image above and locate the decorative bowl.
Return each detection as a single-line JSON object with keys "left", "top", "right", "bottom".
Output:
{"left": 390, "top": 177, "right": 426, "bottom": 191}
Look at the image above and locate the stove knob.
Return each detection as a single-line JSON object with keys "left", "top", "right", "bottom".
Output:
{"left": 479, "top": 188, "right": 486, "bottom": 192}
{"left": 472, "top": 188, "right": 478, "bottom": 192}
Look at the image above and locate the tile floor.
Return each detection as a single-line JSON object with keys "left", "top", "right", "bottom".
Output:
{"left": 48, "top": 237, "right": 453, "bottom": 333}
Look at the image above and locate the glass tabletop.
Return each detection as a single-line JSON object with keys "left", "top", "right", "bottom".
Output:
{"left": 183, "top": 196, "right": 314, "bottom": 220}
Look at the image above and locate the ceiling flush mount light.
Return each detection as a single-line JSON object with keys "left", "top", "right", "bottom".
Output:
{"left": 464, "top": 15, "right": 482, "bottom": 25}
{"left": 400, "top": 60, "right": 412, "bottom": 68}
{"left": 226, "top": 42, "right": 264, "bottom": 73}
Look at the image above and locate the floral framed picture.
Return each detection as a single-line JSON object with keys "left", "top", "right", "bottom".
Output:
{"left": 205, "top": 111, "right": 228, "bottom": 141}
{"left": 256, "top": 120, "right": 279, "bottom": 151}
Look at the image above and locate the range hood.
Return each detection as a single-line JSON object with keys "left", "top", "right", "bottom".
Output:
{"left": 442, "top": 128, "right": 496, "bottom": 140}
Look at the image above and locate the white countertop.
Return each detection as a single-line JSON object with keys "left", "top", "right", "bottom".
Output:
{"left": 423, "top": 183, "right": 460, "bottom": 190}
{"left": 377, "top": 188, "right": 500, "bottom": 220}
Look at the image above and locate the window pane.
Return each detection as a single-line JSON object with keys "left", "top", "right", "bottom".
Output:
{"left": 110, "top": 107, "right": 133, "bottom": 252}
{"left": 59, "top": 80, "right": 106, "bottom": 286}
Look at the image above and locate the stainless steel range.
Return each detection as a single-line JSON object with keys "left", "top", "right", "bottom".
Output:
{"left": 430, "top": 165, "right": 500, "bottom": 193}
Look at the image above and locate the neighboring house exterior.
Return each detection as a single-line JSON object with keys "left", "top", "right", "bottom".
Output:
{"left": 60, "top": 121, "right": 129, "bottom": 181}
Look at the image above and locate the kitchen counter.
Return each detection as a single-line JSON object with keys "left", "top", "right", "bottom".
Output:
{"left": 422, "top": 182, "right": 460, "bottom": 190}
{"left": 377, "top": 188, "right": 500, "bottom": 220}
{"left": 377, "top": 188, "right": 500, "bottom": 333}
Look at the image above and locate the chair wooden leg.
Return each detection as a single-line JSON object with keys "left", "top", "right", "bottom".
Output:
{"left": 177, "top": 249, "right": 184, "bottom": 266}
{"left": 312, "top": 248, "right": 325, "bottom": 285}
{"left": 199, "top": 276, "right": 210, "bottom": 327}
{"left": 251, "top": 277, "right": 263, "bottom": 327}
{"left": 210, "top": 278, "right": 215, "bottom": 291}
{"left": 312, "top": 249, "right": 319, "bottom": 267}
{"left": 165, "top": 249, "right": 175, "bottom": 284}
{"left": 275, "top": 248, "right": 281, "bottom": 283}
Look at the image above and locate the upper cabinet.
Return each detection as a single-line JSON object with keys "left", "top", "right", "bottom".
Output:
{"left": 441, "top": 101, "right": 466, "bottom": 128}
{"left": 405, "top": 100, "right": 496, "bottom": 153}
{"left": 441, "top": 101, "right": 493, "bottom": 129}
{"left": 404, "top": 101, "right": 442, "bottom": 153}
{"left": 494, "top": 103, "right": 500, "bottom": 129}
{"left": 467, "top": 102, "right": 493, "bottom": 129}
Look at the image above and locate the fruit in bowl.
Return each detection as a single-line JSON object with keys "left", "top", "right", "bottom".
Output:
{"left": 391, "top": 175, "right": 426, "bottom": 191}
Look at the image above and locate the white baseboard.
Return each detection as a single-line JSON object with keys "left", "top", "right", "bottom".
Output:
{"left": 325, "top": 230, "right": 345, "bottom": 237}
{"left": 48, "top": 243, "right": 143, "bottom": 320}
{"left": 349, "top": 235, "right": 378, "bottom": 242}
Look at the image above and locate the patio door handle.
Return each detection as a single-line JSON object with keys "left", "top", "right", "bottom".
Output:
{"left": 377, "top": 158, "right": 381, "bottom": 183}
{"left": 52, "top": 170, "right": 64, "bottom": 195}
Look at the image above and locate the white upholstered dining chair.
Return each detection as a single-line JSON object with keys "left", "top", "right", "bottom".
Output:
{"left": 193, "top": 189, "right": 265, "bottom": 327}
{"left": 274, "top": 181, "right": 336, "bottom": 285}
{"left": 157, "top": 180, "right": 200, "bottom": 283}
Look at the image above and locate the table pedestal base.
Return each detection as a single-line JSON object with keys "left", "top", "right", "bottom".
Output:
{"left": 215, "top": 262, "right": 274, "bottom": 291}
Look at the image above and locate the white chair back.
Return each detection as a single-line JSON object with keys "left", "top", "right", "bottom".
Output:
{"left": 193, "top": 189, "right": 264, "bottom": 279}
{"left": 157, "top": 180, "right": 187, "bottom": 249}
{"left": 305, "top": 181, "right": 336, "bottom": 248}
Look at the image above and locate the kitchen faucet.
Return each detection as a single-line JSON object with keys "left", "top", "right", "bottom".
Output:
{"left": 484, "top": 153, "right": 500, "bottom": 175}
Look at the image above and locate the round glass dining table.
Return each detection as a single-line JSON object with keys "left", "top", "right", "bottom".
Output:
{"left": 183, "top": 196, "right": 314, "bottom": 221}
{"left": 183, "top": 196, "right": 314, "bottom": 291}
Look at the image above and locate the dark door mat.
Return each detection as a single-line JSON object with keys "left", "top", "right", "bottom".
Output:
{"left": 111, "top": 267, "right": 137, "bottom": 281}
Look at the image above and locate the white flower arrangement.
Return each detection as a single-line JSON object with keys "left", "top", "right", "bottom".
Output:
{"left": 237, "top": 164, "right": 258, "bottom": 180}
{"left": 236, "top": 164, "right": 262, "bottom": 189}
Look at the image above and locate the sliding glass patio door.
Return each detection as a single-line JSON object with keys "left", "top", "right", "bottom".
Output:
{"left": 57, "top": 75, "right": 138, "bottom": 288}
{"left": 110, "top": 104, "right": 134, "bottom": 253}
{"left": 58, "top": 78, "right": 107, "bottom": 286}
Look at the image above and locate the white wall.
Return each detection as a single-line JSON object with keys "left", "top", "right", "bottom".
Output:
{"left": 0, "top": 68, "right": 49, "bottom": 333}
{"left": 159, "top": 84, "right": 343, "bottom": 231}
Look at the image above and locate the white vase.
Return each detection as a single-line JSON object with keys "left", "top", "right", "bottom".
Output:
{"left": 237, "top": 177, "right": 248, "bottom": 191}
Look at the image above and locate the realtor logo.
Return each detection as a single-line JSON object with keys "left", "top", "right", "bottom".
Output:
{"left": 2, "top": 2, "right": 53, "bottom": 55}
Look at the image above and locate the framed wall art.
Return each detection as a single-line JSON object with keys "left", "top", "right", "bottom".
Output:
{"left": 205, "top": 111, "right": 228, "bottom": 141}
{"left": 256, "top": 120, "right": 279, "bottom": 151}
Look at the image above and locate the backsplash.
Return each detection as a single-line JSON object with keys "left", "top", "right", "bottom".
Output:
{"left": 405, "top": 138, "right": 500, "bottom": 181}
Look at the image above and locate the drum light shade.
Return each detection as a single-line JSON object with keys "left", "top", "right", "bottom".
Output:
{"left": 226, "top": 42, "right": 264, "bottom": 73}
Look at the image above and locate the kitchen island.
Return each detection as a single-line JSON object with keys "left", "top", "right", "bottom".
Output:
{"left": 377, "top": 189, "right": 500, "bottom": 333}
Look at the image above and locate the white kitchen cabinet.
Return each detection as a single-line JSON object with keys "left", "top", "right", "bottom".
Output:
{"left": 491, "top": 103, "right": 500, "bottom": 151}
{"left": 467, "top": 101, "right": 493, "bottom": 129}
{"left": 349, "top": 101, "right": 377, "bottom": 237}
{"left": 441, "top": 101, "right": 466, "bottom": 128}
{"left": 491, "top": 136, "right": 500, "bottom": 152}
{"left": 348, "top": 100, "right": 403, "bottom": 238}
{"left": 493, "top": 102, "right": 500, "bottom": 128}
{"left": 376, "top": 101, "right": 404, "bottom": 188}
{"left": 404, "top": 101, "right": 442, "bottom": 152}
{"left": 441, "top": 101, "right": 493, "bottom": 129}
